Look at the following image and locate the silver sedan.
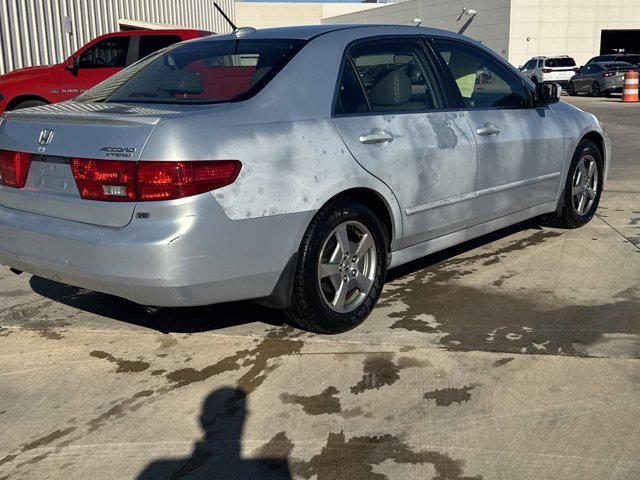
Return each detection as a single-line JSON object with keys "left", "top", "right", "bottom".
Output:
{"left": 0, "top": 25, "right": 610, "bottom": 333}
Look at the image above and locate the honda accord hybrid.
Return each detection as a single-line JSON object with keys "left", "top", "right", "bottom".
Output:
{"left": 0, "top": 25, "right": 610, "bottom": 333}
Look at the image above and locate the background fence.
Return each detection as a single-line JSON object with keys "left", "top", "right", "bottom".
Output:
{"left": 0, "top": 0, "right": 235, "bottom": 75}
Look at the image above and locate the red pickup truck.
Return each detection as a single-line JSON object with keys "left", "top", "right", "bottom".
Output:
{"left": 0, "top": 29, "right": 210, "bottom": 114}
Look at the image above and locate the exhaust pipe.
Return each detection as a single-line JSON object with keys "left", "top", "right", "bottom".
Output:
{"left": 9, "top": 268, "right": 23, "bottom": 275}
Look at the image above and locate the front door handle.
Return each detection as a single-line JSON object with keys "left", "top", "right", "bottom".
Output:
{"left": 359, "top": 129, "right": 394, "bottom": 145}
{"left": 476, "top": 123, "right": 500, "bottom": 137}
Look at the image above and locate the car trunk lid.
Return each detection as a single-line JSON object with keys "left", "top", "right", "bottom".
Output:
{"left": 0, "top": 102, "right": 176, "bottom": 227}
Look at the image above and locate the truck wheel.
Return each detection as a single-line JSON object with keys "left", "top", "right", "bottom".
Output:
{"left": 286, "top": 198, "right": 388, "bottom": 334}
{"left": 12, "top": 99, "right": 47, "bottom": 110}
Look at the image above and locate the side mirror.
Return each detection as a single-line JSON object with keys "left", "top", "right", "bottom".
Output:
{"left": 65, "top": 56, "right": 78, "bottom": 75}
{"left": 535, "top": 82, "right": 560, "bottom": 105}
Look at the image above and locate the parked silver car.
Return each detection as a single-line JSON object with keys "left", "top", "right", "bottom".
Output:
{"left": 0, "top": 25, "right": 610, "bottom": 333}
{"left": 567, "top": 61, "right": 638, "bottom": 97}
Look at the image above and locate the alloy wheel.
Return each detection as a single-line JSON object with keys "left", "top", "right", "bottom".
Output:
{"left": 571, "top": 154, "right": 599, "bottom": 216}
{"left": 317, "top": 220, "right": 377, "bottom": 313}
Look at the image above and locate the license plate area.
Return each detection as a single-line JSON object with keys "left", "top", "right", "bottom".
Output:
{"left": 26, "top": 155, "right": 79, "bottom": 197}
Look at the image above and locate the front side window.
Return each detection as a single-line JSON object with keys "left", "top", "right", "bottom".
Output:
{"left": 78, "top": 37, "right": 131, "bottom": 69}
{"left": 433, "top": 39, "right": 530, "bottom": 109}
{"left": 523, "top": 60, "right": 536, "bottom": 69}
{"left": 77, "top": 39, "right": 305, "bottom": 105}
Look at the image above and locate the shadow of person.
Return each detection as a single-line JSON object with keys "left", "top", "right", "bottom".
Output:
{"left": 137, "top": 387, "right": 292, "bottom": 480}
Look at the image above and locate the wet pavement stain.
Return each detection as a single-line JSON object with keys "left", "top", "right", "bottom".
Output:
{"left": 492, "top": 357, "right": 515, "bottom": 367}
{"left": 86, "top": 390, "right": 154, "bottom": 433}
{"left": 89, "top": 351, "right": 150, "bottom": 373}
{"left": 424, "top": 385, "right": 479, "bottom": 406}
{"left": 290, "top": 432, "right": 482, "bottom": 479}
{"left": 280, "top": 386, "right": 342, "bottom": 415}
{"left": 165, "top": 328, "right": 304, "bottom": 395}
{"left": 381, "top": 230, "right": 640, "bottom": 357}
{"left": 350, "top": 354, "right": 429, "bottom": 395}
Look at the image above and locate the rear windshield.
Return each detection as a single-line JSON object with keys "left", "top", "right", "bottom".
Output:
{"left": 618, "top": 55, "right": 640, "bottom": 64}
{"left": 605, "top": 62, "right": 635, "bottom": 70}
{"left": 544, "top": 57, "right": 576, "bottom": 68}
{"left": 76, "top": 38, "right": 306, "bottom": 105}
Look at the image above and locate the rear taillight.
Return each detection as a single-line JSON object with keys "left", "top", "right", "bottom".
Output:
{"left": 70, "top": 159, "right": 137, "bottom": 201}
{"left": 0, "top": 150, "right": 31, "bottom": 188}
{"left": 573, "top": 67, "right": 580, "bottom": 72}
{"left": 541, "top": 68, "right": 553, "bottom": 73}
{"left": 602, "top": 71, "right": 616, "bottom": 77}
{"left": 70, "top": 158, "right": 241, "bottom": 202}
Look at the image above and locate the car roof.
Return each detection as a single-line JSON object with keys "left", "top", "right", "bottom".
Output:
{"left": 198, "top": 24, "right": 461, "bottom": 41}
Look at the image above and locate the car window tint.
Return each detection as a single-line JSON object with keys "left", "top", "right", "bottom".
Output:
{"left": 139, "top": 35, "right": 182, "bottom": 60}
{"left": 433, "top": 39, "right": 529, "bottom": 109}
{"left": 335, "top": 61, "right": 369, "bottom": 114}
{"left": 544, "top": 57, "right": 576, "bottom": 67}
{"left": 349, "top": 41, "right": 442, "bottom": 112}
{"left": 523, "top": 60, "right": 536, "bottom": 69}
{"left": 78, "top": 36, "right": 130, "bottom": 69}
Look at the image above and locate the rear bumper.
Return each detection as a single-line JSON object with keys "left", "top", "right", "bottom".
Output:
{"left": 0, "top": 194, "right": 312, "bottom": 307}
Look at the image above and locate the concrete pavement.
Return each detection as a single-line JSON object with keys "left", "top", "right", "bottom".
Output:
{"left": 0, "top": 96, "right": 639, "bottom": 479}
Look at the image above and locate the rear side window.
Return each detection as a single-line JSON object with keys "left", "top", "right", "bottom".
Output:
{"left": 335, "top": 61, "right": 369, "bottom": 114}
{"left": 78, "top": 36, "right": 131, "bottom": 69}
{"left": 78, "top": 39, "right": 305, "bottom": 104}
{"left": 139, "top": 35, "right": 182, "bottom": 60}
{"left": 336, "top": 39, "right": 443, "bottom": 114}
{"left": 433, "top": 39, "right": 530, "bottom": 109}
{"left": 544, "top": 57, "right": 576, "bottom": 68}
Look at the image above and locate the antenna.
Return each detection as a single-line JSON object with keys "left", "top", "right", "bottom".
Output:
{"left": 214, "top": 2, "right": 237, "bottom": 32}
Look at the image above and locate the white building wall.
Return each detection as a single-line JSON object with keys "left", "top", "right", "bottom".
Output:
{"left": 0, "top": 0, "right": 235, "bottom": 75}
{"left": 235, "top": 2, "right": 383, "bottom": 29}
{"left": 324, "top": 0, "right": 512, "bottom": 60}
{"left": 509, "top": 0, "right": 640, "bottom": 68}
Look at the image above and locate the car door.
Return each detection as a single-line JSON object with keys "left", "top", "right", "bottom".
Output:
{"left": 431, "top": 38, "right": 565, "bottom": 225}
{"left": 578, "top": 65, "right": 598, "bottom": 92}
{"left": 333, "top": 38, "right": 477, "bottom": 248}
{"left": 60, "top": 35, "right": 132, "bottom": 100}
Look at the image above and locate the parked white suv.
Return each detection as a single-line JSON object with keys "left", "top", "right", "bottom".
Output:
{"left": 520, "top": 55, "right": 579, "bottom": 87}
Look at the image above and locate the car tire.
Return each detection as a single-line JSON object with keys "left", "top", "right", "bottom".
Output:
{"left": 549, "top": 140, "right": 603, "bottom": 229}
{"left": 12, "top": 99, "right": 47, "bottom": 110}
{"left": 285, "top": 198, "right": 388, "bottom": 334}
{"left": 591, "top": 82, "right": 602, "bottom": 97}
{"left": 566, "top": 82, "right": 577, "bottom": 96}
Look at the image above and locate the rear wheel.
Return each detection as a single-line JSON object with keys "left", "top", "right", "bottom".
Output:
{"left": 566, "top": 82, "right": 577, "bottom": 96}
{"left": 12, "top": 99, "right": 47, "bottom": 110}
{"left": 550, "top": 140, "right": 603, "bottom": 229}
{"left": 591, "top": 82, "right": 602, "bottom": 97}
{"left": 286, "top": 199, "right": 387, "bottom": 334}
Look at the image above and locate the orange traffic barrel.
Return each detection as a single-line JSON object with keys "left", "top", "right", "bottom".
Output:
{"left": 622, "top": 70, "right": 639, "bottom": 102}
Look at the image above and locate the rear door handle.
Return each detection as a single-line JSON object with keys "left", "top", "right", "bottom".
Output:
{"left": 359, "top": 129, "right": 394, "bottom": 145}
{"left": 476, "top": 123, "right": 500, "bottom": 137}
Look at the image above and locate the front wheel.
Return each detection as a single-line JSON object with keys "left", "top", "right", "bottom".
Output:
{"left": 286, "top": 199, "right": 388, "bottom": 334}
{"left": 551, "top": 140, "right": 603, "bottom": 229}
{"left": 566, "top": 82, "right": 577, "bottom": 96}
